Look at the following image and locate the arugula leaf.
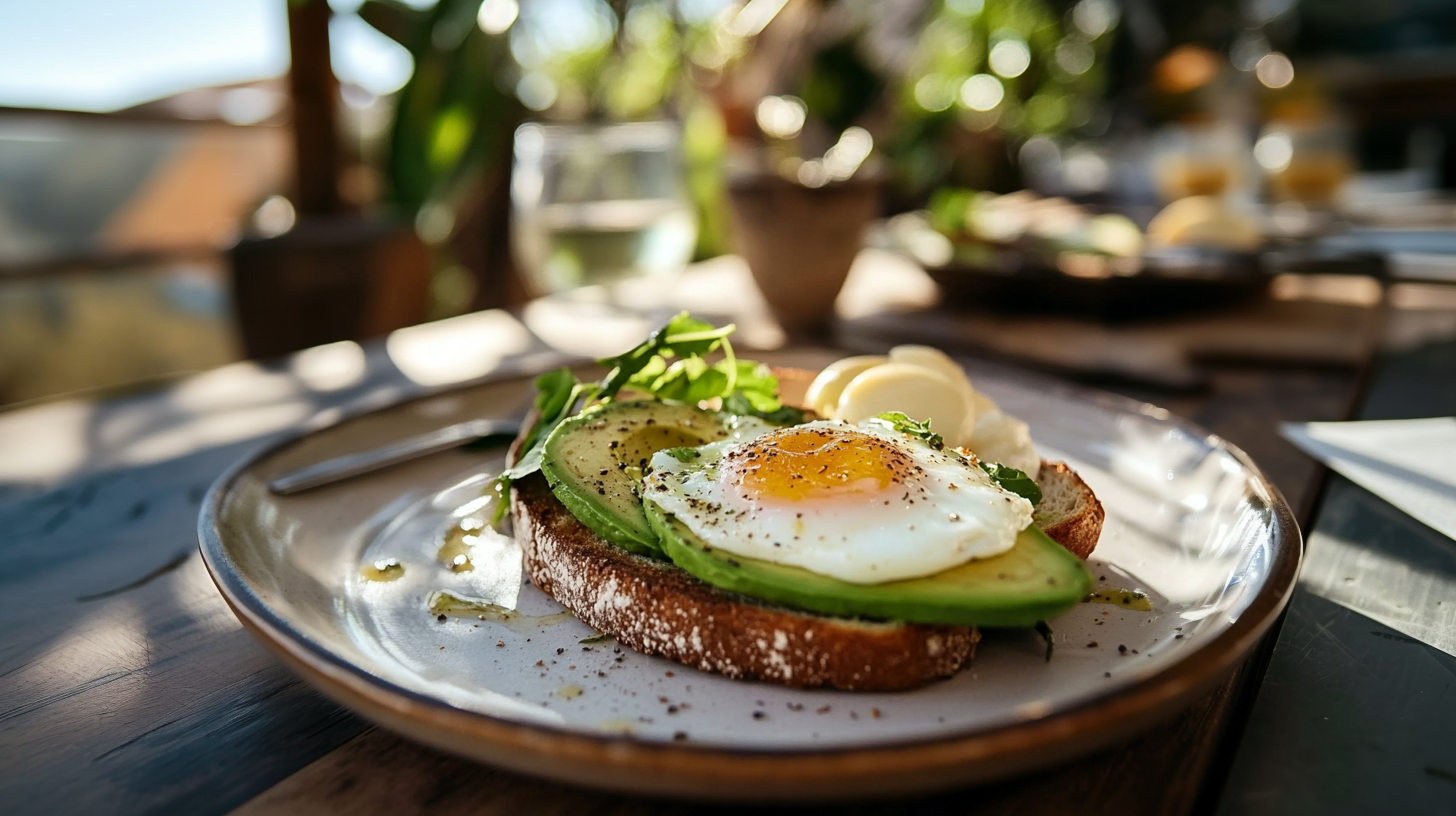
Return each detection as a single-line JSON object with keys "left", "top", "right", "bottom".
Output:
{"left": 598, "top": 312, "right": 735, "bottom": 400}
{"left": 728, "top": 360, "right": 781, "bottom": 411}
{"left": 721, "top": 392, "right": 807, "bottom": 426}
{"left": 657, "top": 313, "right": 735, "bottom": 357}
{"left": 622, "top": 354, "right": 668, "bottom": 390}
{"left": 495, "top": 313, "right": 797, "bottom": 520}
{"left": 1034, "top": 620, "right": 1054, "bottom": 662}
{"left": 525, "top": 368, "right": 578, "bottom": 447}
{"left": 641, "top": 356, "right": 725, "bottom": 403}
{"left": 596, "top": 311, "right": 791, "bottom": 421}
{"left": 503, "top": 380, "right": 597, "bottom": 482}
{"left": 870, "top": 411, "right": 945, "bottom": 450}
{"left": 870, "top": 411, "right": 1042, "bottom": 505}
{"left": 492, "top": 369, "right": 598, "bottom": 521}
{"left": 979, "top": 461, "right": 1042, "bottom": 506}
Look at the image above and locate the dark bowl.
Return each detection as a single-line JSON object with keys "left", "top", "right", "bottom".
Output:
{"left": 924, "top": 245, "right": 1269, "bottom": 322}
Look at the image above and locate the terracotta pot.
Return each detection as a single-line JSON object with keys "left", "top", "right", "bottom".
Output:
{"left": 727, "top": 176, "right": 879, "bottom": 337}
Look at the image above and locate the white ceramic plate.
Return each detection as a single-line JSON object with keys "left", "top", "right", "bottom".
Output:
{"left": 199, "top": 350, "right": 1300, "bottom": 800}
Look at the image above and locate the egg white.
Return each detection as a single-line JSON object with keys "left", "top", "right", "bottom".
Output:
{"left": 641, "top": 419, "right": 1034, "bottom": 584}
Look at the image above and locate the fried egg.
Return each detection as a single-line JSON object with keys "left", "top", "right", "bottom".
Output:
{"left": 641, "top": 419, "right": 1033, "bottom": 584}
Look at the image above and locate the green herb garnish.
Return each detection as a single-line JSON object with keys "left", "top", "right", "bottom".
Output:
{"left": 600, "top": 313, "right": 737, "bottom": 399}
{"left": 493, "top": 312, "right": 794, "bottom": 517}
{"left": 870, "top": 411, "right": 945, "bottom": 450}
{"left": 661, "top": 447, "right": 701, "bottom": 462}
{"left": 870, "top": 412, "right": 1041, "bottom": 505}
{"left": 492, "top": 368, "right": 599, "bottom": 522}
{"left": 978, "top": 461, "right": 1042, "bottom": 506}
{"left": 722, "top": 392, "right": 809, "bottom": 426}
{"left": 1034, "top": 620, "right": 1054, "bottom": 663}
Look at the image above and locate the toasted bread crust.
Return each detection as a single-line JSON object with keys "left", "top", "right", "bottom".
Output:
{"left": 513, "top": 473, "right": 979, "bottom": 691}
{"left": 1035, "top": 461, "right": 1104, "bottom": 559}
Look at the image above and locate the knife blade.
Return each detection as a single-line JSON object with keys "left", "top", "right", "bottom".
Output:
{"left": 268, "top": 418, "right": 521, "bottom": 495}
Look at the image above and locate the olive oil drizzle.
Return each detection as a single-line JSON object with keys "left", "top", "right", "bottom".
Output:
{"left": 1085, "top": 587, "right": 1153, "bottom": 611}
{"left": 427, "top": 590, "right": 574, "bottom": 629}
{"left": 437, "top": 522, "right": 476, "bottom": 572}
{"left": 360, "top": 558, "right": 405, "bottom": 582}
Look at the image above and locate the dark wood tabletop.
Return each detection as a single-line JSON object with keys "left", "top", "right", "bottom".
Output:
{"left": 1, "top": 257, "right": 1448, "bottom": 816}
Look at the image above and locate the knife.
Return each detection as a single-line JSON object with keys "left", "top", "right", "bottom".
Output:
{"left": 268, "top": 418, "right": 522, "bottom": 495}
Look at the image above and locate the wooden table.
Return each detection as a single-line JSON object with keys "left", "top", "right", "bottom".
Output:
{"left": 0, "top": 254, "right": 1433, "bottom": 815}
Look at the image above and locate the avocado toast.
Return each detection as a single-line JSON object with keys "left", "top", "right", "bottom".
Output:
{"left": 504, "top": 315, "right": 1103, "bottom": 690}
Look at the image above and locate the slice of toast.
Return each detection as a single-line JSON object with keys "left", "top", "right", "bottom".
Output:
{"left": 509, "top": 364, "right": 1102, "bottom": 690}
{"left": 513, "top": 472, "right": 979, "bottom": 691}
{"left": 511, "top": 456, "right": 1103, "bottom": 691}
{"left": 1035, "top": 461, "right": 1104, "bottom": 559}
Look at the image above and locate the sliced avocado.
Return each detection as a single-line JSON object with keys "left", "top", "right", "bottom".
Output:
{"left": 644, "top": 501, "right": 1092, "bottom": 627}
{"left": 541, "top": 400, "right": 734, "bottom": 556}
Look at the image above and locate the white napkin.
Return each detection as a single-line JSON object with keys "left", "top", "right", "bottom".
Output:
{"left": 1281, "top": 417, "right": 1456, "bottom": 543}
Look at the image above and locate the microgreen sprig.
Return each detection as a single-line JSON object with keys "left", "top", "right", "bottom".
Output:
{"left": 492, "top": 312, "right": 800, "bottom": 520}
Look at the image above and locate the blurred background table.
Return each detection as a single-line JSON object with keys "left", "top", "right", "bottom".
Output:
{"left": 5, "top": 250, "right": 1454, "bottom": 815}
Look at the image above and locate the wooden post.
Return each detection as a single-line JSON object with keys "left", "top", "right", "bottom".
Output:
{"left": 286, "top": 0, "right": 341, "bottom": 215}
{"left": 228, "top": 0, "right": 431, "bottom": 360}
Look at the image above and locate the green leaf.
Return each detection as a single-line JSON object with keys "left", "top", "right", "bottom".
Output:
{"left": 979, "top": 461, "right": 1043, "bottom": 506}
{"left": 650, "top": 357, "right": 733, "bottom": 404}
{"left": 728, "top": 361, "right": 781, "bottom": 411}
{"left": 870, "top": 411, "right": 945, "bottom": 450}
{"left": 531, "top": 368, "right": 578, "bottom": 429}
{"left": 658, "top": 314, "right": 734, "bottom": 358}
{"left": 640, "top": 356, "right": 696, "bottom": 399}
{"left": 720, "top": 392, "right": 807, "bottom": 426}
{"left": 622, "top": 355, "right": 668, "bottom": 391}
{"left": 598, "top": 311, "right": 724, "bottom": 400}
{"left": 1034, "top": 620, "right": 1054, "bottom": 663}
{"left": 599, "top": 312, "right": 772, "bottom": 413}
{"left": 928, "top": 187, "right": 975, "bottom": 237}
{"left": 660, "top": 447, "right": 701, "bottom": 462}
{"left": 511, "top": 368, "right": 581, "bottom": 461}
{"left": 494, "top": 373, "right": 599, "bottom": 520}
{"left": 504, "top": 381, "right": 597, "bottom": 482}
{"left": 504, "top": 312, "right": 801, "bottom": 518}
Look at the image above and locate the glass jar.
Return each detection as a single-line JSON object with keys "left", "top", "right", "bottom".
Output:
{"left": 1150, "top": 120, "right": 1249, "bottom": 203}
{"left": 1255, "top": 117, "right": 1353, "bottom": 205}
{"left": 510, "top": 121, "right": 697, "bottom": 294}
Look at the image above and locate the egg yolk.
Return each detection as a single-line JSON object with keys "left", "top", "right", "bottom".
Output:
{"left": 724, "top": 426, "right": 914, "bottom": 502}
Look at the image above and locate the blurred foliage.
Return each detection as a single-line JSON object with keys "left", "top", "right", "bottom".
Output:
{"left": 360, "top": 0, "right": 728, "bottom": 259}
{"left": 511, "top": 0, "right": 686, "bottom": 121}
{"left": 358, "top": 0, "right": 521, "bottom": 220}
{"left": 802, "top": 38, "right": 885, "bottom": 135}
{"left": 889, "top": 0, "right": 1117, "bottom": 198}
{"left": 682, "top": 100, "right": 732, "bottom": 261}
{"left": 508, "top": 0, "right": 730, "bottom": 259}
{"left": 351, "top": 0, "right": 1123, "bottom": 268}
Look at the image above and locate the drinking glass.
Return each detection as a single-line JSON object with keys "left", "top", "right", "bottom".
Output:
{"left": 511, "top": 121, "right": 697, "bottom": 294}
{"left": 1151, "top": 121, "right": 1248, "bottom": 202}
{"left": 1256, "top": 118, "right": 1352, "bottom": 205}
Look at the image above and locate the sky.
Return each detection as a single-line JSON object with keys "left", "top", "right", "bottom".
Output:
{"left": 0, "top": 0, "right": 413, "bottom": 112}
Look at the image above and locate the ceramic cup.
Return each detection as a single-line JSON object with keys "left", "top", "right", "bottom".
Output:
{"left": 727, "top": 175, "right": 879, "bottom": 337}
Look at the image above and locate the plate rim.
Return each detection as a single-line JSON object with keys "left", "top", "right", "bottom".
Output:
{"left": 196, "top": 367, "right": 1302, "bottom": 799}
